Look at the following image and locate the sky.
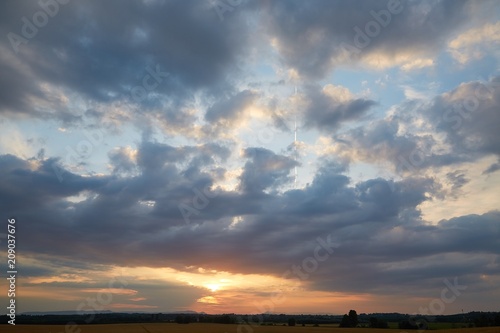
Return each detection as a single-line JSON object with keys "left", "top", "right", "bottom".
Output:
{"left": 0, "top": 0, "right": 500, "bottom": 316}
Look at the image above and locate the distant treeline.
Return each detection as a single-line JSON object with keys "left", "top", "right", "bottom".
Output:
{"left": 373, "top": 312, "right": 500, "bottom": 329}
{"left": 4, "top": 311, "right": 500, "bottom": 327}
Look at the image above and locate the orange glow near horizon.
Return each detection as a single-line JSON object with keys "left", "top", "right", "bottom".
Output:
{"left": 18, "top": 260, "right": 451, "bottom": 315}
{"left": 186, "top": 289, "right": 383, "bottom": 314}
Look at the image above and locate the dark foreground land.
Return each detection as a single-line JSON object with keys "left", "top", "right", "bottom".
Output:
{"left": 1, "top": 324, "right": 500, "bottom": 333}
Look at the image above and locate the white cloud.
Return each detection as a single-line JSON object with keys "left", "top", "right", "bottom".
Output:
{"left": 419, "top": 156, "right": 500, "bottom": 222}
{"left": 400, "top": 58, "right": 434, "bottom": 72}
{"left": 448, "top": 22, "right": 500, "bottom": 64}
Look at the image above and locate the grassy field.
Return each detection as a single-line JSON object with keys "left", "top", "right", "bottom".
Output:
{"left": 1, "top": 323, "right": 500, "bottom": 333}
{"left": 386, "top": 322, "right": 460, "bottom": 330}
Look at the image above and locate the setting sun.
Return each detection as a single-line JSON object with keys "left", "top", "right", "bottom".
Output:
{"left": 205, "top": 284, "right": 221, "bottom": 292}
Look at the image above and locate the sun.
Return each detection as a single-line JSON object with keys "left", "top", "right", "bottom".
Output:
{"left": 205, "top": 283, "right": 221, "bottom": 292}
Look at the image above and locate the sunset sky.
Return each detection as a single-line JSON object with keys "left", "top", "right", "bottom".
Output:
{"left": 1, "top": 0, "right": 500, "bottom": 316}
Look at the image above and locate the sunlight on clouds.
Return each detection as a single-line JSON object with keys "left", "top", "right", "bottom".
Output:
{"left": 212, "top": 166, "right": 243, "bottom": 192}
{"left": 80, "top": 288, "right": 138, "bottom": 295}
{"left": 322, "top": 84, "right": 354, "bottom": 103}
{"left": 400, "top": 58, "right": 434, "bottom": 72}
{"left": 287, "top": 68, "right": 301, "bottom": 82}
{"left": 361, "top": 51, "right": 434, "bottom": 71}
{"left": 197, "top": 296, "right": 219, "bottom": 304}
{"left": 28, "top": 82, "right": 74, "bottom": 118}
{"left": 129, "top": 297, "right": 147, "bottom": 301}
{"left": 205, "top": 284, "right": 221, "bottom": 292}
{"left": 66, "top": 191, "right": 94, "bottom": 204}
{"left": 419, "top": 156, "right": 500, "bottom": 223}
{"left": 20, "top": 287, "right": 85, "bottom": 302}
{"left": 109, "top": 303, "right": 158, "bottom": 309}
{"left": 28, "top": 274, "right": 94, "bottom": 285}
{"left": 313, "top": 136, "right": 339, "bottom": 157}
{"left": 448, "top": 22, "right": 500, "bottom": 64}
{"left": 449, "top": 21, "right": 500, "bottom": 49}
{"left": 0, "top": 124, "right": 35, "bottom": 158}
{"left": 111, "top": 265, "right": 298, "bottom": 295}
{"left": 228, "top": 216, "right": 243, "bottom": 229}
{"left": 192, "top": 289, "right": 378, "bottom": 314}
{"left": 401, "top": 85, "right": 429, "bottom": 100}
{"left": 139, "top": 200, "right": 156, "bottom": 207}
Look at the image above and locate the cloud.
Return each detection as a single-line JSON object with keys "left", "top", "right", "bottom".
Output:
{"left": 318, "top": 76, "right": 500, "bottom": 175}
{"left": 0, "top": 0, "right": 253, "bottom": 126}
{"left": 300, "top": 84, "right": 376, "bottom": 132}
{"left": 448, "top": 21, "right": 500, "bottom": 64}
{"left": 400, "top": 58, "right": 434, "bottom": 72}
{"left": 205, "top": 90, "right": 258, "bottom": 125}
{"left": 1, "top": 142, "right": 499, "bottom": 305}
{"left": 483, "top": 159, "right": 500, "bottom": 175}
{"left": 108, "top": 146, "right": 137, "bottom": 174}
{"left": 256, "top": 0, "right": 470, "bottom": 78}
{"left": 446, "top": 170, "right": 469, "bottom": 194}
{"left": 239, "top": 147, "right": 297, "bottom": 193}
{"left": 426, "top": 76, "right": 500, "bottom": 157}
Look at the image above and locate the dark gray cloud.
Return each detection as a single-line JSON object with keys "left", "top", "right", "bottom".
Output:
{"left": 301, "top": 84, "right": 376, "bottom": 132}
{"left": 108, "top": 148, "right": 136, "bottom": 174}
{"left": 330, "top": 116, "right": 441, "bottom": 173}
{"left": 446, "top": 170, "right": 469, "bottom": 194}
{"left": 253, "top": 0, "right": 471, "bottom": 78}
{"left": 0, "top": 0, "right": 252, "bottom": 126}
{"left": 205, "top": 90, "right": 257, "bottom": 124}
{"left": 2, "top": 146, "right": 498, "bottom": 299}
{"left": 426, "top": 76, "right": 500, "bottom": 157}
{"left": 483, "top": 159, "right": 500, "bottom": 175}
{"left": 239, "top": 147, "right": 297, "bottom": 193}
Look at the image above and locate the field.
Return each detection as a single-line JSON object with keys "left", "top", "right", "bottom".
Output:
{"left": 1, "top": 324, "right": 499, "bottom": 333}
{"left": 386, "top": 323, "right": 463, "bottom": 330}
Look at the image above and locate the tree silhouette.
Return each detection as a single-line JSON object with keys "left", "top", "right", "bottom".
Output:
{"left": 340, "top": 314, "right": 350, "bottom": 327}
{"left": 370, "top": 317, "right": 389, "bottom": 328}
{"left": 339, "top": 310, "right": 358, "bottom": 328}
{"left": 349, "top": 310, "right": 358, "bottom": 327}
